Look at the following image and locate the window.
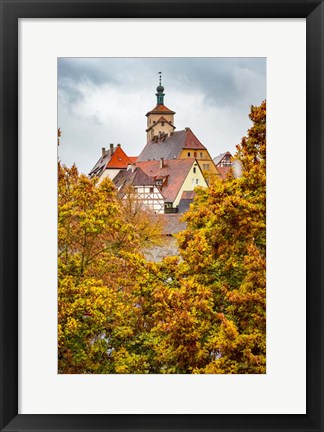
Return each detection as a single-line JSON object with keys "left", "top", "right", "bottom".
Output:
{"left": 194, "top": 152, "right": 197, "bottom": 157}
{"left": 196, "top": 179, "right": 199, "bottom": 185}
{"left": 193, "top": 167, "right": 196, "bottom": 173}
{"left": 153, "top": 120, "right": 156, "bottom": 124}
{"left": 161, "top": 122, "right": 164, "bottom": 126}
{"left": 188, "top": 152, "right": 191, "bottom": 157}
{"left": 203, "top": 164, "right": 210, "bottom": 170}
{"left": 200, "top": 152, "right": 203, "bottom": 158}
{"left": 192, "top": 178, "right": 195, "bottom": 185}
{"left": 150, "top": 187, "right": 154, "bottom": 193}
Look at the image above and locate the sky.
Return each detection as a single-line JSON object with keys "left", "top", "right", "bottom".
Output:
{"left": 58, "top": 57, "right": 266, "bottom": 174}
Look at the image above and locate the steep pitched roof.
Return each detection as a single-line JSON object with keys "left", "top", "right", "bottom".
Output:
{"left": 213, "top": 151, "right": 232, "bottom": 166}
{"left": 137, "top": 128, "right": 206, "bottom": 162}
{"left": 146, "top": 104, "right": 175, "bottom": 116}
{"left": 157, "top": 116, "right": 169, "bottom": 122}
{"left": 181, "top": 190, "right": 195, "bottom": 200}
{"left": 89, "top": 145, "right": 134, "bottom": 177}
{"left": 216, "top": 166, "right": 232, "bottom": 180}
{"left": 107, "top": 146, "right": 135, "bottom": 169}
{"left": 146, "top": 116, "right": 176, "bottom": 133}
{"left": 136, "top": 158, "right": 195, "bottom": 203}
{"left": 113, "top": 167, "right": 157, "bottom": 194}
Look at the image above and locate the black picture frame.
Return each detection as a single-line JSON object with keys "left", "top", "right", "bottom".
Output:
{"left": 1, "top": 1, "right": 323, "bottom": 431}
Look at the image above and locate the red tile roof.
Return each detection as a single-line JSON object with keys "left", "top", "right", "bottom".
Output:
{"left": 136, "top": 159, "right": 195, "bottom": 203}
{"left": 216, "top": 166, "right": 232, "bottom": 180}
{"left": 107, "top": 146, "right": 134, "bottom": 169}
{"left": 89, "top": 145, "right": 134, "bottom": 177}
{"left": 146, "top": 104, "right": 176, "bottom": 116}
{"left": 181, "top": 190, "right": 195, "bottom": 200}
{"left": 183, "top": 128, "right": 206, "bottom": 149}
{"left": 138, "top": 128, "right": 206, "bottom": 162}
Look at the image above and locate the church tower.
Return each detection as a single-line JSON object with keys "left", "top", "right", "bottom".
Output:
{"left": 146, "top": 73, "right": 176, "bottom": 142}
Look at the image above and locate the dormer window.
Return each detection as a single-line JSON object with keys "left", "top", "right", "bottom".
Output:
{"left": 155, "top": 175, "right": 168, "bottom": 187}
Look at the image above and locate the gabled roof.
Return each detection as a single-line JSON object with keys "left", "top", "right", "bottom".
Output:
{"left": 216, "top": 166, "right": 232, "bottom": 180}
{"left": 113, "top": 167, "right": 157, "bottom": 194}
{"left": 146, "top": 116, "right": 176, "bottom": 133}
{"left": 89, "top": 145, "right": 134, "bottom": 177}
{"left": 138, "top": 128, "right": 206, "bottom": 162}
{"left": 181, "top": 190, "right": 195, "bottom": 200}
{"left": 157, "top": 116, "right": 169, "bottom": 123}
{"left": 146, "top": 104, "right": 176, "bottom": 116}
{"left": 136, "top": 158, "right": 196, "bottom": 203}
{"left": 108, "top": 147, "right": 135, "bottom": 169}
{"left": 213, "top": 151, "right": 232, "bottom": 166}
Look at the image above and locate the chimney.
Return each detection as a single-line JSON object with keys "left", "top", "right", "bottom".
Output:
{"left": 110, "top": 143, "right": 114, "bottom": 156}
{"left": 160, "top": 157, "right": 165, "bottom": 169}
{"left": 117, "top": 143, "right": 121, "bottom": 147}
{"left": 101, "top": 147, "right": 106, "bottom": 157}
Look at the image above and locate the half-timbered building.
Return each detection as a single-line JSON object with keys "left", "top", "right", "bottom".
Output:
{"left": 213, "top": 151, "right": 233, "bottom": 179}
{"left": 113, "top": 166, "right": 165, "bottom": 214}
{"left": 136, "top": 158, "right": 208, "bottom": 214}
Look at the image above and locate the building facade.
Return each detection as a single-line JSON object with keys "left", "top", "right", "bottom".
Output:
{"left": 140, "top": 81, "right": 218, "bottom": 178}
{"left": 89, "top": 77, "right": 234, "bottom": 217}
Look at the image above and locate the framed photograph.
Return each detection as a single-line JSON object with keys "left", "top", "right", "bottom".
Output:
{"left": 1, "top": 0, "right": 323, "bottom": 431}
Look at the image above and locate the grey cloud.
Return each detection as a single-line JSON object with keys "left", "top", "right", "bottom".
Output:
{"left": 58, "top": 58, "right": 118, "bottom": 86}
{"left": 58, "top": 57, "right": 266, "bottom": 174}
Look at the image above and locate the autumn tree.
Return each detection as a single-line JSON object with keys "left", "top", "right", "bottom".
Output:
{"left": 175, "top": 100, "right": 266, "bottom": 373}
{"left": 58, "top": 100, "right": 266, "bottom": 374}
{"left": 58, "top": 164, "right": 162, "bottom": 373}
{"left": 118, "top": 184, "right": 164, "bottom": 250}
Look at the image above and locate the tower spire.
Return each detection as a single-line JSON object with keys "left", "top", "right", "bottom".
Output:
{"left": 156, "top": 72, "right": 165, "bottom": 105}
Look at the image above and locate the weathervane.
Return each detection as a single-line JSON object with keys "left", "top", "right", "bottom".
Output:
{"left": 158, "top": 71, "right": 162, "bottom": 86}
